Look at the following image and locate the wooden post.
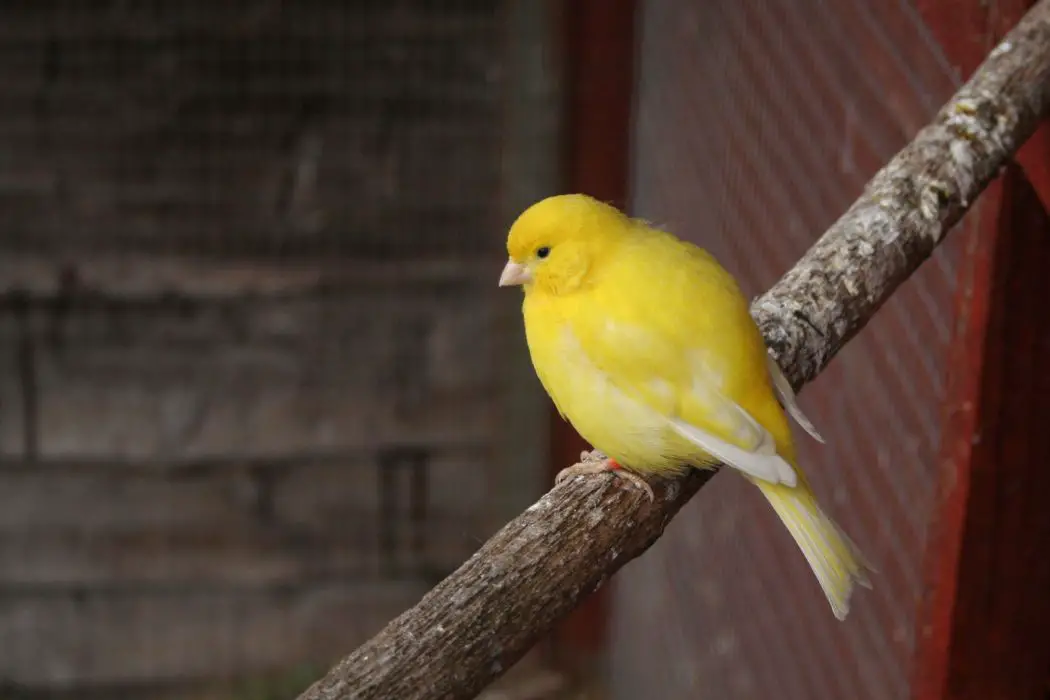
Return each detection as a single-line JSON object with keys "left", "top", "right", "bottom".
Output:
{"left": 913, "top": 2, "right": 1050, "bottom": 698}
{"left": 550, "top": 0, "right": 637, "bottom": 674}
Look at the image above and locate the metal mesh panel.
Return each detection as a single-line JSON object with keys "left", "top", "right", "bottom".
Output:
{"left": 0, "top": 0, "right": 508, "bottom": 262}
{"left": 0, "top": 1, "right": 561, "bottom": 695}
{"left": 613, "top": 1, "right": 972, "bottom": 698}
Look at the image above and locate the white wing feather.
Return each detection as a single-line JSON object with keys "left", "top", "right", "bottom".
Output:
{"left": 664, "top": 367, "right": 798, "bottom": 487}
{"left": 668, "top": 415, "right": 798, "bottom": 486}
{"left": 766, "top": 354, "right": 825, "bottom": 443}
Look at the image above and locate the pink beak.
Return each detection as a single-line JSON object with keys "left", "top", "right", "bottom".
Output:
{"left": 498, "top": 260, "right": 532, "bottom": 287}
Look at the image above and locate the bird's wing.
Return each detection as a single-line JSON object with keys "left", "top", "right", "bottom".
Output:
{"left": 766, "top": 354, "right": 824, "bottom": 443}
{"left": 570, "top": 307, "right": 797, "bottom": 486}
{"left": 669, "top": 383, "right": 797, "bottom": 487}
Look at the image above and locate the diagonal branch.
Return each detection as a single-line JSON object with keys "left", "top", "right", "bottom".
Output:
{"left": 299, "top": 3, "right": 1050, "bottom": 699}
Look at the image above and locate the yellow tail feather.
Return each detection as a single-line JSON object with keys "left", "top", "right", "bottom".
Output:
{"left": 754, "top": 480, "right": 872, "bottom": 620}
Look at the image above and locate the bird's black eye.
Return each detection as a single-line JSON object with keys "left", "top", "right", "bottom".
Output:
{"left": 536, "top": 246, "right": 551, "bottom": 259}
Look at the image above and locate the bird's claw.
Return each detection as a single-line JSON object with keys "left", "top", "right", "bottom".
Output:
{"left": 555, "top": 456, "right": 655, "bottom": 502}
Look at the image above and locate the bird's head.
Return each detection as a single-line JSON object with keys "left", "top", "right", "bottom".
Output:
{"left": 499, "top": 194, "right": 629, "bottom": 296}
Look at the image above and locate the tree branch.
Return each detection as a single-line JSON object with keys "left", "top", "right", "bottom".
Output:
{"left": 299, "top": 3, "right": 1050, "bottom": 699}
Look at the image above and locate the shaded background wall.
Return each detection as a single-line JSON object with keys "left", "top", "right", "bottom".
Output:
{"left": 610, "top": 1, "right": 1050, "bottom": 700}
{"left": 3, "top": 1, "right": 1049, "bottom": 699}
{"left": 611, "top": 0, "right": 962, "bottom": 697}
{"left": 0, "top": 1, "right": 559, "bottom": 696}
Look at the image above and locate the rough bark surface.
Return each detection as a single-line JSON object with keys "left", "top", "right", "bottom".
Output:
{"left": 752, "top": 2, "right": 1050, "bottom": 387}
{"left": 299, "top": 3, "right": 1050, "bottom": 699}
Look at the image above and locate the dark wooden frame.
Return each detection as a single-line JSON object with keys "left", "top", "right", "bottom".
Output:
{"left": 547, "top": 0, "right": 638, "bottom": 673}
{"left": 913, "top": 2, "right": 1050, "bottom": 698}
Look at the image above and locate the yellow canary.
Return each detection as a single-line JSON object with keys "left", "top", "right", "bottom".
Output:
{"left": 499, "top": 193, "right": 871, "bottom": 620}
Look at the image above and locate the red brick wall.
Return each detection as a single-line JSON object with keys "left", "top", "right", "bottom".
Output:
{"left": 611, "top": 1, "right": 970, "bottom": 698}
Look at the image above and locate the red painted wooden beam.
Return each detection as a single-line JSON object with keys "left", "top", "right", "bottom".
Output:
{"left": 1014, "top": 126, "right": 1050, "bottom": 211}
{"left": 913, "top": 3, "right": 1050, "bottom": 699}
{"left": 916, "top": 164, "right": 1050, "bottom": 700}
{"left": 548, "top": 0, "right": 637, "bottom": 671}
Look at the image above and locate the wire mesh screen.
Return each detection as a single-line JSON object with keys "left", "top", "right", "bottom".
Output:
{"left": 0, "top": 0, "right": 504, "bottom": 262}
{"left": 612, "top": 1, "right": 975, "bottom": 698}
{"left": 0, "top": 1, "right": 559, "bottom": 695}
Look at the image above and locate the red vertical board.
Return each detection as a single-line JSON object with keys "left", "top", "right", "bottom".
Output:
{"left": 914, "top": 4, "right": 1050, "bottom": 699}
{"left": 550, "top": 0, "right": 637, "bottom": 666}
{"left": 916, "top": 166, "right": 1050, "bottom": 700}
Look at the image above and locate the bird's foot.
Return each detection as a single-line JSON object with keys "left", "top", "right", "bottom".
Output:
{"left": 555, "top": 451, "right": 655, "bottom": 502}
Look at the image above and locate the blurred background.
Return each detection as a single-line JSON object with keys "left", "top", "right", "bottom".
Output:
{"left": 1, "top": 1, "right": 1049, "bottom": 699}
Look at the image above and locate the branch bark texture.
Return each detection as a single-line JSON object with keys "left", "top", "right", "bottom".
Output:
{"left": 300, "top": 3, "right": 1050, "bottom": 699}
{"left": 752, "top": 3, "right": 1050, "bottom": 387}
